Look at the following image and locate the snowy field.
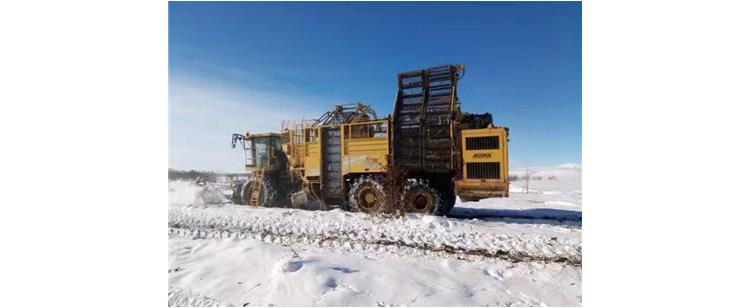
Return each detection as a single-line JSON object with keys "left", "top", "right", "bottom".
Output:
{"left": 168, "top": 164, "right": 582, "bottom": 306}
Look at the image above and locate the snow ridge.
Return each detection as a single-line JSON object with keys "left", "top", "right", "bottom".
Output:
{"left": 169, "top": 207, "right": 581, "bottom": 266}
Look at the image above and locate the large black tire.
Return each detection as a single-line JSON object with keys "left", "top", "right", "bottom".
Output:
{"left": 275, "top": 173, "right": 299, "bottom": 208}
{"left": 240, "top": 175, "right": 279, "bottom": 207}
{"left": 402, "top": 179, "right": 443, "bottom": 215}
{"left": 229, "top": 181, "right": 244, "bottom": 205}
{"left": 240, "top": 180, "right": 256, "bottom": 206}
{"left": 435, "top": 187, "right": 456, "bottom": 216}
{"left": 347, "top": 176, "right": 386, "bottom": 214}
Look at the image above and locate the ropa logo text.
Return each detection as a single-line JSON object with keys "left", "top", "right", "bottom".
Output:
{"left": 472, "top": 153, "right": 492, "bottom": 159}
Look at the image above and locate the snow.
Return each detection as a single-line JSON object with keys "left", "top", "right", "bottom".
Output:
{"left": 451, "top": 165, "right": 581, "bottom": 226}
{"left": 169, "top": 180, "right": 202, "bottom": 205}
{"left": 168, "top": 165, "right": 582, "bottom": 306}
{"left": 169, "top": 239, "right": 580, "bottom": 307}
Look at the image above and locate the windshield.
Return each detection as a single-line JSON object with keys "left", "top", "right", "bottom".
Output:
{"left": 245, "top": 136, "right": 281, "bottom": 168}
{"left": 244, "top": 139, "right": 255, "bottom": 166}
{"left": 255, "top": 137, "right": 269, "bottom": 167}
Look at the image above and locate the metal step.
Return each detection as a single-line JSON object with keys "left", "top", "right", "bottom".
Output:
{"left": 401, "top": 82, "right": 423, "bottom": 89}
{"left": 401, "top": 93, "right": 424, "bottom": 100}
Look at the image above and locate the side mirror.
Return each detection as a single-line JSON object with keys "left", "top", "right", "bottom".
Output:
{"left": 231, "top": 133, "right": 245, "bottom": 149}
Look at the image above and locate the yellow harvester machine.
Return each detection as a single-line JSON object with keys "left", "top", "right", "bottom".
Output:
{"left": 230, "top": 64, "right": 509, "bottom": 215}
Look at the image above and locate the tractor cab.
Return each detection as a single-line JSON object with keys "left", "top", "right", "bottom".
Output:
{"left": 232, "top": 132, "right": 282, "bottom": 171}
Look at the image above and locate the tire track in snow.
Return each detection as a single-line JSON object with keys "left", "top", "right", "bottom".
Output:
{"left": 168, "top": 287, "right": 234, "bottom": 307}
{"left": 168, "top": 226, "right": 580, "bottom": 266}
{"left": 168, "top": 209, "right": 581, "bottom": 266}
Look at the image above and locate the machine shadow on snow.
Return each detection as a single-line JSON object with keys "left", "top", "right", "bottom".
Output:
{"left": 272, "top": 199, "right": 581, "bottom": 227}
{"left": 447, "top": 207, "right": 582, "bottom": 227}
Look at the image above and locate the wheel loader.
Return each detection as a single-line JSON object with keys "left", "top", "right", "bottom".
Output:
{"left": 229, "top": 64, "right": 509, "bottom": 215}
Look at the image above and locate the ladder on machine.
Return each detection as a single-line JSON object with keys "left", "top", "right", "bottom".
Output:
{"left": 248, "top": 169, "right": 265, "bottom": 206}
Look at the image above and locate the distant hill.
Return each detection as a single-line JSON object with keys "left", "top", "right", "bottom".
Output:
{"left": 509, "top": 164, "right": 582, "bottom": 180}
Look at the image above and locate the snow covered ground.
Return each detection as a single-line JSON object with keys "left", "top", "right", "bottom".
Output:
{"left": 451, "top": 164, "right": 582, "bottom": 225}
{"left": 168, "top": 164, "right": 582, "bottom": 306}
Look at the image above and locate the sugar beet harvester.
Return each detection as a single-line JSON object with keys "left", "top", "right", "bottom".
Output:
{"left": 229, "top": 64, "right": 509, "bottom": 215}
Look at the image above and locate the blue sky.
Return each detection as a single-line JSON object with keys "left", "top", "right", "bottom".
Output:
{"left": 169, "top": 2, "right": 581, "bottom": 172}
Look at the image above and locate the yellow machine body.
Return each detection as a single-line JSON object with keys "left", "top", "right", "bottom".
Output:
{"left": 239, "top": 116, "right": 509, "bottom": 209}
{"left": 455, "top": 127, "right": 510, "bottom": 201}
{"left": 283, "top": 119, "right": 389, "bottom": 188}
{"left": 281, "top": 118, "right": 509, "bottom": 202}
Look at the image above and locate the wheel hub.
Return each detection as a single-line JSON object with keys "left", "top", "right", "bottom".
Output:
{"left": 407, "top": 189, "right": 434, "bottom": 213}
{"left": 365, "top": 192, "right": 376, "bottom": 204}
{"left": 358, "top": 187, "right": 380, "bottom": 210}
{"left": 414, "top": 195, "right": 429, "bottom": 210}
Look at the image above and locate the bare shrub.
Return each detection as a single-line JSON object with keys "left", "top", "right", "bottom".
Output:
{"left": 381, "top": 155, "right": 408, "bottom": 217}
